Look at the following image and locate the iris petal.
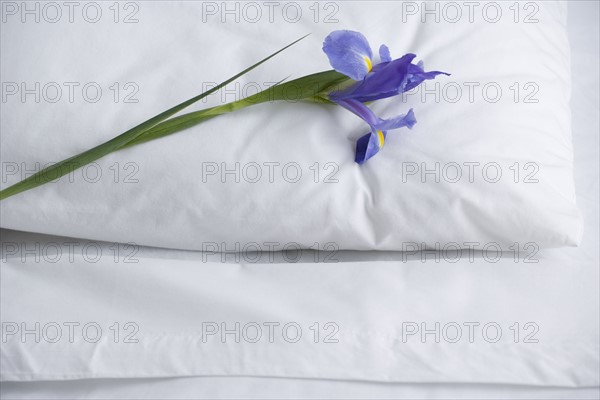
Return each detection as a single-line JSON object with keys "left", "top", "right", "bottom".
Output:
{"left": 379, "top": 44, "right": 392, "bottom": 63}
{"left": 334, "top": 98, "right": 379, "bottom": 127}
{"left": 374, "top": 109, "right": 416, "bottom": 131}
{"left": 323, "top": 30, "right": 373, "bottom": 81}
{"left": 404, "top": 63, "right": 450, "bottom": 92}
{"left": 330, "top": 54, "right": 450, "bottom": 103}
{"left": 334, "top": 99, "right": 417, "bottom": 164}
{"left": 330, "top": 53, "right": 417, "bottom": 103}
{"left": 355, "top": 131, "right": 385, "bottom": 164}
{"left": 335, "top": 99, "right": 416, "bottom": 132}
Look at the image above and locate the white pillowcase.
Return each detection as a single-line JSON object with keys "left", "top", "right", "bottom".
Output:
{"left": 0, "top": 1, "right": 581, "bottom": 251}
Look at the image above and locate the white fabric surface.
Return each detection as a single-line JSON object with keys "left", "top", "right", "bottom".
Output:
{"left": 1, "top": 224, "right": 598, "bottom": 385}
{"left": 0, "top": 0, "right": 582, "bottom": 251}
{"left": 2, "top": 377, "right": 600, "bottom": 400}
{"left": 1, "top": 0, "right": 598, "bottom": 398}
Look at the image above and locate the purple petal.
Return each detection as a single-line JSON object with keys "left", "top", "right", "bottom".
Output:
{"left": 355, "top": 131, "right": 385, "bottom": 164}
{"left": 323, "top": 30, "right": 373, "bottom": 81}
{"left": 330, "top": 53, "right": 417, "bottom": 103}
{"left": 335, "top": 99, "right": 416, "bottom": 136}
{"left": 374, "top": 109, "right": 417, "bottom": 131}
{"left": 404, "top": 63, "right": 451, "bottom": 92}
{"left": 329, "top": 54, "right": 450, "bottom": 103}
{"left": 352, "top": 109, "right": 416, "bottom": 164}
{"left": 379, "top": 44, "right": 392, "bottom": 63}
{"left": 334, "top": 98, "right": 379, "bottom": 127}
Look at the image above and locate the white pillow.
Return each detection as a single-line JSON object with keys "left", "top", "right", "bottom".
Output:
{"left": 0, "top": 1, "right": 581, "bottom": 251}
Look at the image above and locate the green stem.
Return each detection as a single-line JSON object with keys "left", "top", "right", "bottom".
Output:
{"left": 120, "top": 97, "right": 252, "bottom": 149}
{"left": 121, "top": 69, "right": 347, "bottom": 149}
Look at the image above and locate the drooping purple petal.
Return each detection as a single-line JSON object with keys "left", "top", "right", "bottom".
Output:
{"left": 374, "top": 109, "right": 416, "bottom": 131}
{"left": 334, "top": 99, "right": 417, "bottom": 164}
{"left": 379, "top": 44, "right": 392, "bottom": 63}
{"left": 355, "top": 131, "right": 386, "bottom": 164}
{"left": 323, "top": 30, "right": 373, "bottom": 81}
{"left": 335, "top": 100, "right": 417, "bottom": 133}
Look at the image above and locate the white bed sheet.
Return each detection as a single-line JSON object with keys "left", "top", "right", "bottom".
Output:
{"left": 1, "top": 1, "right": 599, "bottom": 399}
{"left": 2, "top": 377, "right": 600, "bottom": 400}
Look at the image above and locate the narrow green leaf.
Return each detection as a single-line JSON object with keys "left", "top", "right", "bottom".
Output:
{"left": 0, "top": 34, "right": 310, "bottom": 201}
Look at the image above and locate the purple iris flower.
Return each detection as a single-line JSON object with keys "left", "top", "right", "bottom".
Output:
{"left": 322, "top": 30, "right": 449, "bottom": 164}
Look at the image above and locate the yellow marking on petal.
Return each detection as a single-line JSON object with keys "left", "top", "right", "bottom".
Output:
{"left": 364, "top": 56, "right": 373, "bottom": 72}
{"left": 377, "top": 130, "right": 385, "bottom": 148}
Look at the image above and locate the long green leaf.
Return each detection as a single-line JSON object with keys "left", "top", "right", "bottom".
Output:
{"left": 0, "top": 34, "right": 309, "bottom": 201}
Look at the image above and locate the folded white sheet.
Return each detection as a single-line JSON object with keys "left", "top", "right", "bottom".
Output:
{"left": 1, "top": 227, "right": 598, "bottom": 385}
{"left": 0, "top": 1, "right": 582, "bottom": 251}
{"left": 2, "top": 377, "right": 600, "bottom": 400}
